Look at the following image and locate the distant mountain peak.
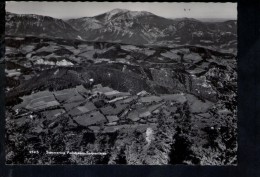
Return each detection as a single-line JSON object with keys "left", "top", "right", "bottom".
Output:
{"left": 107, "top": 8, "right": 155, "bottom": 17}
{"left": 6, "top": 10, "right": 237, "bottom": 47}
{"left": 95, "top": 8, "right": 156, "bottom": 22}
{"left": 6, "top": 11, "right": 61, "bottom": 20}
{"left": 107, "top": 8, "right": 154, "bottom": 16}
{"left": 127, "top": 10, "right": 154, "bottom": 17}
{"left": 108, "top": 8, "right": 129, "bottom": 14}
{"left": 97, "top": 8, "right": 129, "bottom": 21}
{"left": 5, "top": 12, "right": 81, "bottom": 39}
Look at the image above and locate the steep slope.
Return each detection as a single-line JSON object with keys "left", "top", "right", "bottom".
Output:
{"left": 5, "top": 12, "right": 82, "bottom": 39}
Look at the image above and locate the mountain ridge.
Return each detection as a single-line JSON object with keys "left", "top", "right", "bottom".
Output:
{"left": 6, "top": 11, "right": 82, "bottom": 40}
{"left": 6, "top": 9, "right": 237, "bottom": 47}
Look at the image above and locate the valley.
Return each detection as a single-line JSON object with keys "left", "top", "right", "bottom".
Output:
{"left": 5, "top": 35, "right": 237, "bottom": 165}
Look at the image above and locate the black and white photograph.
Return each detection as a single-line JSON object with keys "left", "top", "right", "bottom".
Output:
{"left": 5, "top": 2, "right": 237, "bottom": 165}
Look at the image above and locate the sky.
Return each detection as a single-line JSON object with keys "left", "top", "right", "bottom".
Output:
{"left": 6, "top": 2, "right": 237, "bottom": 20}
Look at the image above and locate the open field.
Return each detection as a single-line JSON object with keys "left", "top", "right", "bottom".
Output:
{"left": 5, "top": 35, "right": 237, "bottom": 165}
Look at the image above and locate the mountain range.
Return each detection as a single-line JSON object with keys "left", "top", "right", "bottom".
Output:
{"left": 5, "top": 12, "right": 80, "bottom": 39}
{"left": 5, "top": 9, "right": 237, "bottom": 47}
